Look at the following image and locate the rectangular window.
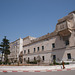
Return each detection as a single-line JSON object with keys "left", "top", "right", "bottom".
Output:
{"left": 37, "top": 47, "right": 39, "bottom": 51}
{"left": 42, "top": 46, "right": 44, "bottom": 50}
{"left": 67, "top": 53, "right": 71, "bottom": 59}
{"left": 24, "top": 58, "right": 26, "bottom": 62}
{"left": 34, "top": 48, "right": 36, "bottom": 52}
{"left": 34, "top": 57, "right": 36, "bottom": 60}
{"left": 53, "top": 55, "right": 56, "bottom": 60}
{"left": 28, "top": 57, "right": 30, "bottom": 62}
{"left": 24, "top": 50, "right": 26, "bottom": 54}
{"left": 52, "top": 43, "right": 55, "bottom": 48}
{"left": 65, "top": 40, "right": 69, "bottom": 46}
{"left": 42, "top": 56, "right": 45, "bottom": 61}
{"left": 28, "top": 49, "right": 30, "bottom": 54}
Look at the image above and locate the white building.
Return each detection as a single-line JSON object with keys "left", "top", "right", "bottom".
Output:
{"left": 8, "top": 38, "right": 23, "bottom": 63}
{"left": 9, "top": 11, "right": 75, "bottom": 64}
{"left": 23, "top": 11, "right": 75, "bottom": 64}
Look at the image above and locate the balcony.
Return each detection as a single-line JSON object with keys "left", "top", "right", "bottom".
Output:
{"left": 56, "top": 21, "right": 71, "bottom": 36}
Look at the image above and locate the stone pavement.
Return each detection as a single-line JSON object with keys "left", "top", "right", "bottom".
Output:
{"left": 0, "top": 64, "right": 75, "bottom": 72}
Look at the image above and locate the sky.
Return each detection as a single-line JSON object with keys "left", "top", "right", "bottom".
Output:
{"left": 0, "top": 0, "right": 75, "bottom": 43}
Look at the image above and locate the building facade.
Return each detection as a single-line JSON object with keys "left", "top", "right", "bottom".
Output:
{"left": 9, "top": 11, "right": 75, "bottom": 64}
{"left": 8, "top": 38, "right": 23, "bottom": 63}
{"left": 23, "top": 11, "right": 75, "bottom": 64}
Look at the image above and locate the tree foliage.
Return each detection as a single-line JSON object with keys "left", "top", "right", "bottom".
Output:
{"left": 0, "top": 36, "right": 10, "bottom": 64}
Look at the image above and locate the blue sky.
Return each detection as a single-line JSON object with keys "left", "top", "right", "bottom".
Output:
{"left": 0, "top": 0, "right": 75, "bottom": 43}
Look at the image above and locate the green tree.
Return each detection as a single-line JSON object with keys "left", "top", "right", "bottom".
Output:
{"left": 37, "top": 55, "right": 41, "bottom": 65}
{"left": 0, "top": 47, "right": 2, "bottom": 61}
{"left": 0, "top": 36, "right": 10, "bottom": 64}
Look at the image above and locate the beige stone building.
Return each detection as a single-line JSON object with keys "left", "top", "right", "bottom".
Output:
{"left": 9, "top": 11, "right": 75, "bottom": 64}
{"left": 8, "top": 38, "right": 23, "bottom": 63}
{"left": 23, "top": 11, "right": 75, "bottom": 64}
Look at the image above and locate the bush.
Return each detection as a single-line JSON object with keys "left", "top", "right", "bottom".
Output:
{"left": 53, "top": 59, "right": 56, "bottom": 65}
{"left": 64, "top": 62, "right": 69, "bottom": 65}
{"left": 26, "top": 60, "right": 37, "bottom": 64}
{"left": 55, "top": 62, "right": 69, "bottom": 65}
{"left": 2, "top": 62, "right": 6, "bottom": 65}
{"left": 49, "top": 61, "right": 69, "bottom": 65}
{"left": 8, "top": 62, "right": 11, "bottom": 65}
{"left": 55, "top": 63, "right": 61, "bottom": 65}
{"left": 0, "top": 61, "right": 2, "bottom": 65}
{"left": 49, "top": 63, "right": 53, "bottom": 65}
